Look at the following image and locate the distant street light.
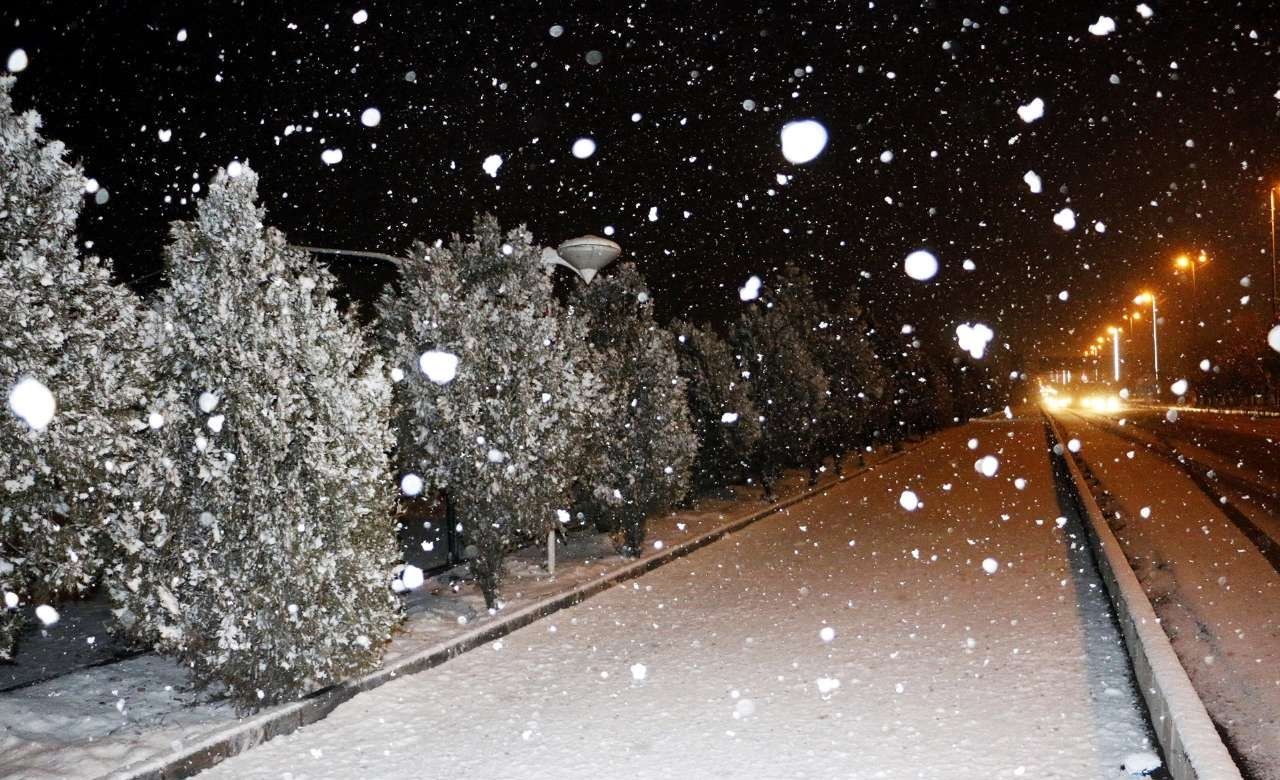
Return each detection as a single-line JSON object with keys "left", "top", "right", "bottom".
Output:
{"left": 1173, "top": 250, "right": 1209, "bottom": 298}
{"left": 1270, "top": 185, "right": 1279, "bottom": 321}
{"left": 541, "top": 235, "right": 622, "bottom": 284}
{"left": 1133, "top": 292, "right": 1159, "bottom": 395}
{"left": 1107, "top": 326, "right": 1121, "bottom": 383}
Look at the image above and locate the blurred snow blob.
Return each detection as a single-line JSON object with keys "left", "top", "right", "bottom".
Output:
{"left": 981, "top": 558, "right": 999, "bottom": 575}
{"left": 400, "top": 473, "right": 424, "bottom": 497}
{"left": 903, "top": 250, "right": 939, "bottom": 281}
{"left": 1088, "top": 16, "right": 1117, "bottom": 36}
{"left": 549, "top": 25, "right": 564, "bottom": 38}
{"left": 419, "top": 350, "right": 459, "bottom": 384}
{"left": 1053, "top": 208, "right": 1076, "bottom": 231}
{"left": 879, "top": 150, "right": 894, "bottom": 163}
{"left": 227, "top": 161, "right": 244, "bottom": 178}
{"left": 1016, "top": 97, "right": 1045, "bottom": 123}
{"left": 571, "top": 138, "right": 596, "bottom": 159}
{"left": 8, "top": 377, "right": 55, "bottom": 430}
{"left": 1267, "top": 325, "right": 1280, "bottom": 353}
{"left": 320, "top": 148, "right": 343, "bottom": 165}
{"left": 147, "top": 412, "right": 165, "bottom": 430}
{"left": 482, "top": 154, "right": 503, "bottom": 177}
{"left": 955, "top": 322, "right": 994, "bottom": 359}
{"left": 1136, "top": 4, "right": 1155, "bottom": 19}
{"left": 360, "top": 108, "right": 382, "bottom": 127}
{"left": 899, "top": 490, "right": 920, "bottom": 511}
{"left": 819, "top": 626, "right": 836, "bottom": 642}
{"left": 198, "top": 391, "right": 220, "bottom": 413}
{"left": 975, "top": 455, "right": 1000, "bottom": 477}
{"left": 1023, "top": 170, "right": 1042, "bottom": 193}
{"left": 815, "top": 677, "right": 841, "bottom": 695}
{"left": 630, "top": 663, "right": 647, "bottom": 681}
{"left": 721, "top": 412, "right": 740, "bottom": 423}
{"left": 35, "top": 604, "right": 59, "bottom": 626}
{"left": 739, "top": 275, "right": 762, "bottom": 301}
{"left": 400, "top": 564, "right": 425, "bottom": 591}
{"left": 7, "top": 49, "right": 28, "bottom": 73}
{"left": 1171, "top": 379, "right": 1188, "bottom": 396}
{"left": 780, "top": 119, "right": 828, "bottom": 164}
{"left": 352, "top": 9, "right": 368, "bottom": 24}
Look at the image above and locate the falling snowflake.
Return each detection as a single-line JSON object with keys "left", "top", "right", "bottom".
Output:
{"left": 780, "top": 119, "right": 829, "bottom": 163}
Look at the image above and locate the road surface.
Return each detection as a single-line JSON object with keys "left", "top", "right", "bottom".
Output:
{"left": 1053, "top": 407, "right": 1280, "bottom": 779}
{"left": 201, "top": 414, "right": 1163, "bottom": 780}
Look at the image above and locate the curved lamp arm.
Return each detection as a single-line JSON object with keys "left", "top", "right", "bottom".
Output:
{"left": 540, "top": 247, "right": 596, "bottom": 283}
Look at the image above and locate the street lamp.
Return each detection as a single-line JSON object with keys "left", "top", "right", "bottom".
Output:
{"left": 1173, "top": 250, "right": 1209, "bottom": 297}
{"left": 1107, "top": 326, "right": 1121, "bottom": 383}
{"left": 1133, "top": 291, "right": 1159, "bottom": 395}
{"left": 541, "top": 235, "right": 621, "bottom": 284}
{"left": 1270, "top": 185, "right": 1279, "bottom": 321}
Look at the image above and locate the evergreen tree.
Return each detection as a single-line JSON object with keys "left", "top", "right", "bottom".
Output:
{"left": 379, "top": 216, "right": 607, "bottom": 607}
{"left": 571, "top": 263, "right": 697, "bottom": 555}
{"left": 0, "top": 76, "right": 150, "bottom": 659}
{"left": 670, "top": 320, "right": 761, "bottom": 491}
{"left": 730, "top": 302, "right": 828, "bottom": 500}
{"left": 772, "top": 267, "right": 885, "bottom": 475}
{"left": 109, "top": 167, "right": 399, "bottom": 709}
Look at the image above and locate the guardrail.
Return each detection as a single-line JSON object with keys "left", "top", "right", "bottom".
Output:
{"left": 1043, "top": 410, "right": 1242, "bottom": 780}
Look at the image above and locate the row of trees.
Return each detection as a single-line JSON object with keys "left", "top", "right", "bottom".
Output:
{"left": 0, "top": 78, "right": 1019, "bottom": 709}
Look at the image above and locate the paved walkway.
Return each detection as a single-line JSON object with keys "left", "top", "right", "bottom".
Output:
{"left": 202, "top": 413, "right": 1160, "bottom": 780}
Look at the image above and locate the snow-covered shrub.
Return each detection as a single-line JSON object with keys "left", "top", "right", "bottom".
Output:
{"left": 730, "top": 300, "right": 828, "bottom": 499}
{"left": 379, "top": 216, "right": 607, "bottom": 606}
{"left": 868, "top": 319, "right": 953, "bottom": 443}
{"left": 669, "top": 320, "right": 760, "bottom": 491}
{"left": 571, "top": 263, "right": 697, "bottom": 555}
{"left": 0, "top": 76, "right": 150, "bottom": 659}
{"left": 109, "top": 167, "right": 399, "bottom": 709}
{"left": 772, "top": 269, "right": 886, "bottom": 471}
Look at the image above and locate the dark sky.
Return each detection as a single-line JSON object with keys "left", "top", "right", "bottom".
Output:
{"left": 3, "top": 1, "right": 1279, "bottom": 371}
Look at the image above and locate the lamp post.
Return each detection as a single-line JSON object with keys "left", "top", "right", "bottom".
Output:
{"left": 1133, "top": 292, "right": 1159, "bottom": 396}
{"left": 541, "top": 235, "right": 622, "bottom": 284}
{"left": 538, "top": 234, "right": 620, "bottom": 574}
{"left": 1108, "top": 326, "right": 1121, "bottom": 383}
{"left": 1271, "top": 185, "right": 1279, "bottom": 321}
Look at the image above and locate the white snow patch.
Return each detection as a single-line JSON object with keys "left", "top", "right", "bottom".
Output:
{"left": 1170, "top": 379, "right": 1188, "bottom": 396}
{"left": 1067, "top": 438, "right": 1082, "bottom": 453}
{"left": 648, "top": 206, "right": 659, "bottom": 222}
{"left": 1088, "top": 16, "right": 1117, "bottom": 36}
{"left": 571, "top": 138, "right": 596, "bottom": 159}
{"left": 720, "top": 412, "right": 740, "bottom": 424}
{"left": 321, "top": 148, "right": 344, "bottom": 165}
{"left": 400, "top": 473, "right": 424, "bottom": 497}
{"left": 360, "top": 108, "right": 382, "bottom": 127}
{"left": 352, "top": 9, "right": 368, "bottom": 24}
{"left": 1121, "top": 751, "right": 1161, "bottom": 775}
{"left": 1023, "top": 170, "right": 1042, "bottom": 193}
{"left": 34, "top": 604, "right": 59, "bottom": 626}
{"left": 147, "top": 412, "right": 165, "bottom": 430}
{"left": 899, "top": 490, "right": 920, "bottom": 512}
{"left": 198, "top": 392, "right": 220, "bottom": 413}
{"left": 1135, "top": 4, "right": 1154, "bottom": 19}
{"left": 1016, "top": 97, "right": 1045, "bottom": 123}
{"left": 158, "top": 129, "right": 172, "bottom": 143}
{"left": 1053, "top": 208, "right": 1077, "bottom": 231}
{"left": 879, "top": 150, "right": 894, "bottom": 163}
{"left": 955, "top": 323, "right": 995, "bottom": 359}
{"left": 904, "top": 250, "right": 939, "bottom": 281}
{"left": 7, "top": 49, "right": 28, "bottom": 73}
{"left": 975, "top": 455, "right": 1000, "bottom": 477}
{"left": 780, "top": 119, "right": 829, "bottom": 163}
{"left": 8, "top": 377, "right": 56, "bottom": 430}
{"left": 981, "top": 558, "right": 999, "bottom": 575}
{"left": 819, "top": 626, "right": 836, "bottom": 642}
{"left": 418, "top": 350, "right": 459, "bottom": 384}
{"left": 815, "top": 677, "right": 841, "bottom": 696}
{"left": 739, "top": 275, "right": 762, "bottom": 302}
{"left": 482, "top": 154, "right": 503, "bottom": 177}
{"left": 400, "top": 564, "right": 424, "bottom": 591}
{"left": 630, "top": 663, "right": 647, "bottom": 681}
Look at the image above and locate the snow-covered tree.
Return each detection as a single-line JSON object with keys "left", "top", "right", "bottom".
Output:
{"left": 868, "top": 319, "right": 953, "bottom": 444}
{"left": 730, "top": 301, "right": 828, "bottom": 500}
{"left": 669, "top": 320, "right": 760, "bottom": 491}
{"left": 109, "top": 167, "right": 399, "bottom": 710}
{"left": 571, "top": 263, "right": 697, "bottom": 555}
{"left": 379, "top": 216, "right": 607, "bottom": 606}
{"left": 0, "top": 76, "right": 150, "bottom": 659}
{"left": 771, "top": 267, "right": 885, "bottom": 474}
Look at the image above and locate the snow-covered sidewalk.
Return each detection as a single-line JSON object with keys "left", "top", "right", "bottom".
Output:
{"left": 199, "top": 413, "right": 1162, "bottom": 780}
{"left": 1055, "top": 409, "right": 1280, "bottom": 779}
{"left": 0, "top": 449, "right": 897, "bottom": 779}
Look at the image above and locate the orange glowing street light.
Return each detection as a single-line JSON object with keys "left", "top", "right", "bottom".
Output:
{"left": 1106, "top": 326, "right": 1121, "bottom": 382}
{"left": 1133, "top": 291, "right": 1159, "bottom": 391}
{"left": 1173, "top": 250, "right": 1209, "bottom": 295}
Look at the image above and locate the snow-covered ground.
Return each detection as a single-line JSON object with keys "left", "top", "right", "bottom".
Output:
{"left": 199, "top": 413, "right": 1162, "bottom": 780}
{"left": 0, "top": 451, "right": 891, "bottom": 779}
{"left": 1055, "top": 409, "right": 1280, "bottom": 779}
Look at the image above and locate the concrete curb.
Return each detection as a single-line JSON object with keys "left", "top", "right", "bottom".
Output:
{"left": 1044, "top": 411, "right": 1241, "bottom": 780}
{"left": 105, "top": 448, "right": 911, "bottom": 780}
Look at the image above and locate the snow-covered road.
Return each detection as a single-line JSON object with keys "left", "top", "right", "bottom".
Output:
{"left": 201, "top": 414, "right": 1161, "bottom": 780}
{"left": 1054, "top": 409, "right": 1280, "bottom": 779}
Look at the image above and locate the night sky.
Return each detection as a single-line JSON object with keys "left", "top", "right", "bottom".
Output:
{"left": 3, "top": 1, "right": 1279, "bottom": 370}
